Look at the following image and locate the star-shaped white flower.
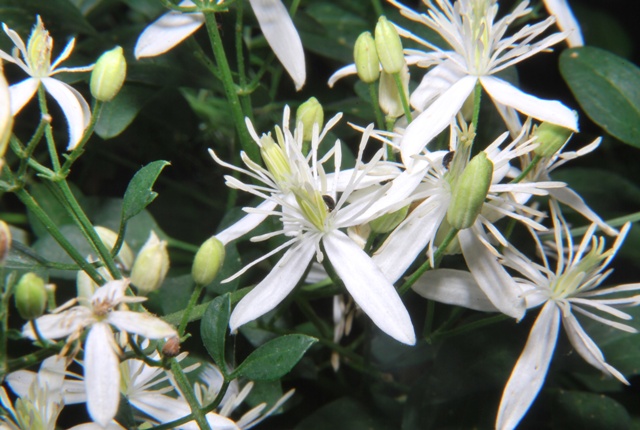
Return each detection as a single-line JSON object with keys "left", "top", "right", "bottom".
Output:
{"left": 22, "top": 279, "right": 178, "bottom": 428}
{"left": 0, "top": 16, "right": 93, "bottom": 150}
{"left": 134, "top": 0, "right": 306, "bottom": 90}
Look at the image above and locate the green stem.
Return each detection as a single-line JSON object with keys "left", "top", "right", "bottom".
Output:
{"left": 0, "top": 272, "right": 16, "bottom": 377}
{"left": 433, "top": 313, "right": 509, "bottom": 340}
{"left": 16, "top": 117, "right": 49, "bottom": 178}
{"left": 178, "top": 282, "right": 206, "bottom": 336}
{"left": 167, "top": 237, "right": 199, "bottom": 253}
{"left": 234, "top": 0, "right": 253, "bottom": 120}
{"left": 422, "top": 300, "right": 435, "bottom": 341}
{"left": 37, "top": 86, "right": 61, "bottom": 172}
{"left": 60, "top": 101, "right": 104, "bottom": 175}
{"left": 6, "top": 340, "right": 64, "bottom": 373}
{"left": 203, "top": 11, "right": 260, "bottom": 163}
{"left": 393, "top": 72, "right": 412, "bottom": 123}
{"left": 371, "top": 0, "right": 384, "bottom": 16}
{"left": 368, "top": 82, "right": 385, "bottom": 131}
{"left": 170, "top": 359, "right": 212, "bottom": 430}
{"left": 9, "top": 137, "right": 56, "bottom": 180}
{"left": 510, "top": 154, "right": 542, "bottom": 184}
{"left": 295, "top": 297, "right": 333, "bottom": 339}
{"left": 471, "top": 80, "right": 482, "bottom": 130}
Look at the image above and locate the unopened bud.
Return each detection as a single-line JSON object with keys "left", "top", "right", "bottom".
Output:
{"left": 14, "top": 273, "right": 47, "bottom": 320}
{"left": 90, "top": 46, "right": 127, "bottom": 102}
{"left": 162, "top": 336, "right": 181, "bottom": 357}
{"left": 130, "top": 231, "right": 169, "bottom": 294}
{"left": 192, "top": 236, "right": 225, "bottom": 286}
{"left": 374, "top": 16, "right": 405, "bottom": 74}
{"left": 296, "top": 97, "right": 324, "bottom": 141}
{"left": 370, "top": 205, "right": 409, "bottom": 233}
{"left": 94, "top": 226, "right": 134, "bottom": 270}
{"left": 447, "top": 152, "right": 493, "bottom": 230}
{"left": 0, "top": 220, "right": 11, "bottom": 262}
{"left": 354, "top": 32, "right": 380, "bottom": 83}
{"left": 533, "top": 122, "right": 573, "bottom": 158}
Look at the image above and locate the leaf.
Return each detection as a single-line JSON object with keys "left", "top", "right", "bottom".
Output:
{"left": 560, "top": 47, "right": 640, "bottom": 147}
{"left": 233, "top": 334, "right": 317, "bottom": 381}
{"left": 121, "top": 160, "right": 170, "bottom": 224}
{"left": 201, "top": 294, "right": 231, "bottom": 370}
{"left": 95, "top": 85, "right": 158, "bottom": 139}
{"left": 549, "top": 390, "right": 631, "bottom": 430}
{"left": 294, "top": 397, "right": 395, "bottom": 430}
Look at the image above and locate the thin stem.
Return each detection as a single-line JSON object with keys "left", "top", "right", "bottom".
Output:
{"left": 471, "top": 80, "right": 482, "bottom": 130}
{"left": 170, "top": 359, "right": 212, "bottom": 430}
{"left": 234, "top": 0, "right": 253, "bottom": 120}
{"left": 16, "top": 116, "right": 49, "bottom": 178}
{"left": 37, "top": 86, "right": 61, "bottom": 172}
{"left": 60, "top": 100, "right": 104, "bottom": 175}
{"left": 178, "top": 282, "right": 205, "bottom": 336}
{"left": 371, "top": 0, "right": 384, "bottom": 16}
{"left": 433, "top": 313, "right": 509, "bottom": 340}
{"left": 510, "top": 154, "right": 542, "bottom": 184}
{"left": 393, "top": 72, "right": 412, "bottom": 123}
{"left": 368, "top": 82, "right": 385, "bottom": 131}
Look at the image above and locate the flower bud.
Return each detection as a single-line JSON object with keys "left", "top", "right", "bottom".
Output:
{"left": 0, "top": 65, "right": 12, "bottom": 167}
{"left": 296, "top": 97, "right": 324, "bottom": 141}
{"left": 192, "top": 236, "right": 225, "bottom": 286}
{"left": 0, "top": 220, "right": 11, "bottom": 263}
{"left": 130, "top": 231, "right": 169, "bottom": 294}
{"left": 94, "top": 226, "right": 134, "bottom": 270}
{"left": 90, "top": 46, "right": 127, "bottom": 102}
{"left": 532, "top": 122, "right": 573, "bottom": 158}
{"left": 370, "top": 205, "right": 409, "bottom": 233}
{"left": 14, "top": 273, "right": 47, "bottom": 320}
{"left": 374, "top": 16, "right": 405, "bottom": 74}
{"left": 354, "top": 31, "right": 380, "bottom": 83}
{"left": 162, "top": 336, "right": 181, "bottom": 357}
{"left": 447, "top": 152, "right": 493, "bottom": 230}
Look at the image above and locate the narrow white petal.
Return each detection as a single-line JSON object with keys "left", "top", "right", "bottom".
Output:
{"left": 324, "top": 230, "right": 415, "bottom": 345}
{"left": 8, "top": 78, "right": 39, "bottom": 115}
{"left": 41, "top": 78, "right": 90, "bottom": 150}
{"left": 401, "top": 75, "right": 476, "bottom": 166}
{"left": 409, "top": 60, "right": 466, "bottom": 110}
{"left": 543, "top": 0, "right": 584, "bottom": 47}
{"left": 229, "top": 240, "right": 315, "bottom": 332}
{"left": 412, "top": 269, "right": 500, "bottom": 312}
{"left": 328, "top": 64, "right": 358, "bottom": 87}
{"left": 22, "top": 309, "right": 92, "bottom": 340}
{"left": 216, "top": 200, "right": 278, "bottom": 245}
{"left": 249, "top": 0, "right": 306, "bottom": 90}
{"left": 5, "top": 370, "right": 36, "bottom": 397}
{"left": 134, "top": 0, "right": 205, "bottom": 59}
{"left": 85, "top": 323, "right": 120, "bottom": 427}
{"left": 549, "top": 187, "right": 618, "bottom": 236}
{"left": 497, "top": 302, "right": 560, "bottom": 430}
{"left": 107, "top": 311, "right": 177, "bottom": 339}
{"left": 481, "top": 76, "right": 578, "bottom": 131}
{"left": 459, "top": 229, "right": 525, "bottom": 320}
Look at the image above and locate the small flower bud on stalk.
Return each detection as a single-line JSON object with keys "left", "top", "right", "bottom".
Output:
{"left": 162, "top": 336, "right": 181, "bottom": 357}
{"left": 374, "top": 16, "right": 405, "bottom": 74}
{"left": 296, "top": 97, "right": 324, "bottom": 142}
{"left": 14, "top": 273, "right": 47, "bottom": 320}
{"left": 533, "top": 122, "right": 573, "bottom": 158}
{"left": 370, "top": 205, "right": 409, "bottom": 233}
{"left": 90, "top": 46, "right": 127, "bottom": 102}
{"left": 94, "top": 226, "right": 134, "bottom": 270}
{"left": 0, "top": 220, "right": 11, "bottom": 263}
{"left": 130, "top": 231, "right": 169, "bottom": 294}
{"left": 192, "top": 236, "right": 225, "bottom": 286}
{"left": 447, "top": 152, "right": 493, "bottom": 230}
{"left": 354, "top": 32, "right": 380, "bottom": 83}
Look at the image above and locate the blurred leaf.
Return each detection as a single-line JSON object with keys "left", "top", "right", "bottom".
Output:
{"left": 95, "top": 85, "right": 158, "bottom": 139}
{"left": 0, "top": 0, "right": 95, "bottom": 38}
{"left": 245, "top": 380, "right": 284, "bottom": 410}
{"left": 576, "top": 5, "right": 633, "bottom": 59}
{"left": 121, "top": 160, "right": 170, "bottom": 224}
{"left": 295, "top": 397, "right": 395, "bottom": 430}
{"left": 560, "top": 47, "right": 640, "bottom": 147}
{"left": 233, "top": 334, "right": 317, "bottom": 381}
{"left": 32, "top": 224, "right": 93, "bottom": 280}
{"left": 27, "top": 183, "right": 76, "bottom": 238}
{"left": 146, "top": 274, "right": 193, "bottom": 315}
{"left": 3, "top": 242, "right": 48, "bottom": 274}
{"left": 549, "top": 390, "right": 631, "bottom": 430}
{"left": 201, "top": 293, "right": 231, "bottom": 370}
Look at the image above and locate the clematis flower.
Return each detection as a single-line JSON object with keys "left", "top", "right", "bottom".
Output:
{"left": 543, "top": 0, "right": 584, "bottom": 47}
{"left": 386, "top": 0, "right": 578, "bottom": 165}
{"left": 22, "top": 279, "right": 178, "bottom": 428}
{"left": 0, "top": 16, "right": 93, "bottom": 150}
{"left": 134, "top": 0, "right": 306, "bottom": 90}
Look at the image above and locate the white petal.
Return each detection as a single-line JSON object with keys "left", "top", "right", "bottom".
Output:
{"left": 480, "top": 76, "right": 578, "bottom": 131}
{"left": 412, "top": 269, "right": 500, "bottom": 312}
{"left": 229, "top": 240, "right": 315, "bottom": 331}
{"left": 216, "top": 200, "right": 278, "bottom": 245}
{"left": 134, "top": 0, "right": 205, "bottom": 59}
{"left": 543, "top": 0, "right": 584, "bottom": 47}
{"left": 328, "top": 64, "right": 357, "bottom": 88}
{"left": 409, "top": 60, "right": 466, "bottom": 111}
{"left": 549, "top": 187, "right": 618, "bottom": 236}
{"left": 497, "top": 302, "right": 560, "bottom": 430}
{"left": 85, "top": 323, "right": 120, "bottom": 427}
{"left": 401, "top": 75, "right": 476, "bottom": 166}
{"left": 5, "top": 370, "right": 36, "bottom": 397}
{"left": 22, "top": 308, "right": 92, "bottom": 340}
{"left": 41, "top": 77, "right": 90, "bottom": 150}
{"left": 8, "top": 78, "right": 39, "bottom": 115}
{"left": 323, "top": 230, "right": 415, "bottom": 345}
{"left": 459, "top": 229, "right": 525, "bottom": 320}
{"left": 249, "top": 0, "right": 306, "bottom": 90}
{"left": 107, "top": 310, "right": 177, "bottom": 339}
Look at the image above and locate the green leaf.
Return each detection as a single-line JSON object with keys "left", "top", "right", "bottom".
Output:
{"left": 560, "top": 47, "right": 640, "bottom": 147}
{"left": 233, "top": 334, "right": 317, "bottom": 381}
{"left": 294, "top": 398, "right": 394, "bottom": 430}
{"left": 201, "top": 294, "right": 231, "bottom": 370}
{"left": 121, "top": 160, "right": 170, "bottom": 224}
{"left": 95, "top": 85, "right": 158, "bottom": 139}
{"left": 549, "top": 390, "right": 631, "bottom": 430}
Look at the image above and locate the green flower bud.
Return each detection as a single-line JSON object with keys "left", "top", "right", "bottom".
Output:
{"left": 533, "top": 122, "right": 573, "bottom": 158}
{"left": 130, "top": 231, "right": 169, "bottom": 294}
{"left": 296, "top": 97, "right": 324, "bottom": 141}
{"left": 447, "top": 152, "right": 493, "bottom": 230}
{"left": 0, "top": 220, "right": 11, "bottom": 263}
{"left": 90, "top": 46, "right": 127, "bottom": 102}
{"left": 354, "top": 31, "right": 380, "bottom": 84}
{"left": 94, "top": 226, "right": 134, "bottom": 270}
{"left": 374, "top": 16, "right": 405, "bottom": 74}
{"left": 192, "top": 236, "right": 225, "bottom": 286}
{"left": 0, "top": 65, "right": 12, "bottom": 167}
{"left": 14, "top": 273, "right": 47, "bottom": 320}
{"left": 370, "top": 205, "right": 409, "bottom": 233}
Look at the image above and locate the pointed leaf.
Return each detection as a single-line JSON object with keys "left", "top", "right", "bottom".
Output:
{"left": 122, "top": 160, "right": 170, "bottom": 223}
{"left": 201, "top": 293, "right": 231, "bottom": 370}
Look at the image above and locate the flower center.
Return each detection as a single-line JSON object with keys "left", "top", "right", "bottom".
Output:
{"left": 293, "top": 183, "right": 329, "bottom": 231}
{"left": 26, "top": 18, "right": 53, "bottom": 77}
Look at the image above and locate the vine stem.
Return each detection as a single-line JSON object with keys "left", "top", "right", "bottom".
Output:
{"left": 170, "top": 359, "right": 212, "bottom": 430}
{"left": 393, "top": 72, "right": 412, "bottom": 123}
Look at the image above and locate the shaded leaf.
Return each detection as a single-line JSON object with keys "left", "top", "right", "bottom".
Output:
{"left": 201, "top": 294, "right": 231, "bottom": 370}
{"left": 95, "top": 85, "right": 158, "bottom": 139}
{"left": 295, "top": 397, "right": 394, "bottom": 430}
{"left": 549, "top": 390, "right": 631, "bottom": 430}
{"left": 121, "top": 160, "right": 170, "bottom": 223}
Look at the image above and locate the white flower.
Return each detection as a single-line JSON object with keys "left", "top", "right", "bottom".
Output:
{"left": 134, "top": 0, "right": 306, "bottom": 90}
{"left": 0, "top": 16, "right": 93, "bottom": 150}
{"left": 22, "top": 280, "right": 178, "bottom": 428}
{"left": 386, "top": 0, "right": 577, "bottom": 164}
{"left": 543, "top": 0, "right": 584, "bottom": 47}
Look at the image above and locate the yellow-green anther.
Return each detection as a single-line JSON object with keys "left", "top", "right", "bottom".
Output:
{"left": 90, "top": 46, "right": 127, "bottom": 102}
{"left": 354, "top": 31, "right": 380, "bottom": 83}
{"left": 26, "top": 16, "right": 52, "bottom": 77}
{"left": 260, "top": 133, "right": 292, "bottom": 184}
{"left": 370, "top": 205, "right": 409, "bottom": 233}
{"left": 130, "top": 231, "right": 169, "bottom": 294}
{"left": 192, "top": 236, "right": 225, "bottom": 286}
{"left": 0, "top": 220, "right": 11, "bottom": 263}
{"left": 294, "top": 184, "right": 329, "bottom": 230}
{"left": 374, "top": 16, "right": 405, "bottom": 74}
{"left": 14, "top": 273, "right": 47, "bottom": 320}
{"left": 16, "top": 397, "right": 44, "bottom": 430}
{"left": 533, "top": 122, "right": 573, "bottom": 158}
{"left": 296, "top": 97, "right": 324, "bottom": 141}
{"left": 447, "top": 151, "right": 493, "bottom": 230}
